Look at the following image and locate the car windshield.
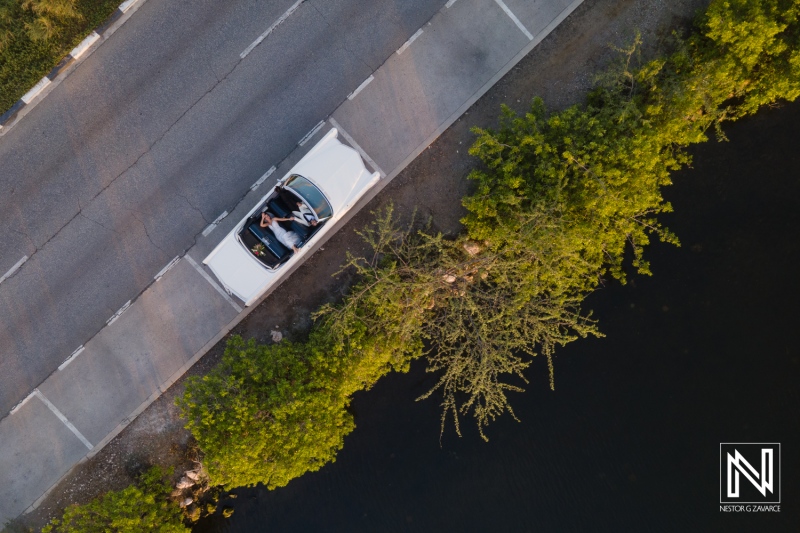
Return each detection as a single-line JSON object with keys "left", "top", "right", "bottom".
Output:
{"left": 284, "top": 174, "right": 332, "bottom": 219}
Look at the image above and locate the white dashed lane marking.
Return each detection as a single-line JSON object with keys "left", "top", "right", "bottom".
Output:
{"left": 241, "top": 0, "right": 305, "bottom": 59}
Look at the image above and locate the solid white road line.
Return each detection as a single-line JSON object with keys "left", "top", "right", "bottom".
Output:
{"left": 299, "top": 121, "right": 325, "bottom": 146}
{"left": 0, "top": 255, "right": 28, "bottom": 285}
{"left": 154, "top": 256, "right": 181, "bottom": 281}
{"left": 106, "top": 300, "right": 131, "bottom": 326}
{"left": 35, "top": 390, "right": 93, "bottom": 450}
{"left": 9, "top": 390, "right": 37, "bottom": 416}
{"left": 251, "top": 166, "right": 277, "bottom": 191}
{"left": 184, "top": 255, "right": 243, "bottom": 313}
{"left": 202, "top": 211, "right": 229, "bottom": 237}
{"left": 348, "top": 75, "right": 374, "bottom": 100}
{"left": 241, "top": 0, "right": 304, "bottom": 59}
{"left": 329, "top": 117, "right": 386, "bottom": 178}
{"left": 58, "top": 345, "right": 85, "bottom": 371}
{"left": 494, "top": 0, "right": 533, "bottom": 40}
{"left": 396, "top": 29, "right": 423, "bottom": 55}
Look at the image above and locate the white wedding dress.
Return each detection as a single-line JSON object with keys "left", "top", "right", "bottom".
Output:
{"left": 268, "top": 219, "right": 301, "bottom": 249}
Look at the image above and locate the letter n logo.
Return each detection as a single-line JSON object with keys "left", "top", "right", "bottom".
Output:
{"left": 720, "top": 443, "right": 780, "bottom": 504}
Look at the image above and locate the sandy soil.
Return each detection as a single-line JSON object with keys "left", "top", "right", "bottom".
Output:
{"left": 10, "top": 0, "right": 708, "bottom": 530}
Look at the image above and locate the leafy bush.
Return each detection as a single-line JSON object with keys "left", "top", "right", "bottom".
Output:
{"left": 177, "top": 337, "right": 351, "bottom": 489}
{"left": 463, "top": 0, "right": 800, "bottom": 289}
{"left": 41, "top": 466, "right": 188, "bottom": 533}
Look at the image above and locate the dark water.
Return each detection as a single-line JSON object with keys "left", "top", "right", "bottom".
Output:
{"left": 195, "top": 101, "right": 800, "bottom": 533}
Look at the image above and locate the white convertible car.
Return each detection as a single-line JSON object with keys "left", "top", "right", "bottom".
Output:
{"left": 204, "top": 129, "right": 380, "bottom": 306}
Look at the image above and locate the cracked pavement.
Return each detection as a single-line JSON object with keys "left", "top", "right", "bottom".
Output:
{"left": 0, "top": 0, "right": 448, "bottom": 416}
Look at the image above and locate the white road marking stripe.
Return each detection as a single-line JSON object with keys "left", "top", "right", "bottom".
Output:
{"left": 9, "top": 390, "right": 37, "bottom": 416}
{"left": 0, "top": 255, "right": 28, "bottom": 285}
{"left": 251, "top": 166, "right": 276, "bottom": 191}
{"left": 298, "top": 121, "right": 325, "bottom": 146}
{"left": 69, "top": 31, "right": 101, "bottom": 59}
{"left": 154, "top": 256, "right": 181, "bottom": 281}
{"left": 106, "top": 300, "right": 131, "bottom": 326}
{"left": 348, "top": 75, "right": 374, "bottom": 100}
{"left": 58, "top": 345, "right": 85, "bottom": 371}
{"left": 202, "top": 210, "right": 229, "bottom": 237}
{"left": 184, "top": 254, "right": 243, "bottom": 313}
{"left": 241, "top": 0, "right": 304, "bottom": 59}
{"left": 445, "top": 0, "right": 458, "bottom": 7}
{"left": 35, "top": 390, "right": 93, "bottom": 450}
{"left": 21, "top": 77, "right": 51, "bottom": 104}
{"left": 494, "top": 0, "right": 533, "bottom": 40}
{"left": 396, "top": 29, "right": 423, "bottom": 55}
{"left": 329, "top": 117, "right": 385, "bottom": 178}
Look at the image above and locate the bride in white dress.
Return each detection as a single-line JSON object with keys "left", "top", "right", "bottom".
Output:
{"left": 260, "top": 212, "right": 301, "bottom": 253}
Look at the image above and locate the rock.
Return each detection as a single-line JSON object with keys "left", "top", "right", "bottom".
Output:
{"left": 271, "top": 330, "right": 283, "bottom": 343}
{"left": 185, "top": 470, "right": 200, "bottom": 481}
{"left": 462, "top": 241, "right": 481, "bottom": 256}
{"left": 180, "top": 497, "right": 194, "bottom": 508}
{"left": 176, "top": 477, "right": 194, "bottom": 489}
{"left": 443, "top": 274, "right": 456, "bottom": 283}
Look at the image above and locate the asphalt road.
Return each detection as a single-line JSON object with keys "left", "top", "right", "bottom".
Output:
{"left": 0, "top": 0, "right": 447, "bottom": 416}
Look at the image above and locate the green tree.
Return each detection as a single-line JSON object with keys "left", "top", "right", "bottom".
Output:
{"left": 41, "top": 466, "right": 188, "bottom": 533}
{"left": 177, "top": 336, "right": 355, "bottom": 489}
{"left": 316, "top": 207, "right": 600, "bottom": 440}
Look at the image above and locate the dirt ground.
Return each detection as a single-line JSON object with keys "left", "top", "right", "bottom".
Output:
{"left": 11, "top": 0, "right": 708, "bottom": 530}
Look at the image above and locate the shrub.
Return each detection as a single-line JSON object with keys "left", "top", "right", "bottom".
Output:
{"left": 41, "top": 466, "right": 188, "bottom": 533}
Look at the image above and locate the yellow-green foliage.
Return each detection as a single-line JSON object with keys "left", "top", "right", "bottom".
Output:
{"left": 0, "top": 0, "right": 120, "bottom": 113}
{"left": 177, "top": 337, "right": 355, "bottom": 489}
{"left": 41, "top": 467, "right": 188, "bottom": 533}
{"left": 315, "top": 207, "right": 601, "bottom": 440}
{"left": 463, "top": 0, "right": 800, "bottom": 294}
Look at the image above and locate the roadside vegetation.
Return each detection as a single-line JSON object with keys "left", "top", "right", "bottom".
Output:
{"left": 175, "top": 0, "right": 800, "bottom": 491}
{"left": 0, "top": 0, "right": 120, "bottom": 114}
{"left": 39, "top": 467, "right": 188, "bottom": 533}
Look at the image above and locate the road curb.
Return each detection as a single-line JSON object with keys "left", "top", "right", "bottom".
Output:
{"left": 0, "top": 0, "right": 148, "bottom": 135}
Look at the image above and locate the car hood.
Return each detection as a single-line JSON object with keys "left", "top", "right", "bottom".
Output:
{"left": 204, "top": 232, "right": 276, "bottom": 305}
{"left": 290, "top": 140, "right": 375, "bottom": 212}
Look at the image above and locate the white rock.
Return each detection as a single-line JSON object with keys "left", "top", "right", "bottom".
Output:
{"left": 271, "top": 330, "right": 283, "bottom": 343}
{"left": 443, "top": 274, "right": 456, "bottom": 283}
{"left": 462, "top": 241, "right": 481, "bottom": 256}
{"left": 176, "top": 477, "right": 194, "bottom": 489}
{"left": 180, "top": 497, "right": 194, "bottom": 508}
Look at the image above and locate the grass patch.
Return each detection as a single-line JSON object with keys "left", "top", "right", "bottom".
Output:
{"left": 0, "top": 0, "right": 122, "bottom": 115}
